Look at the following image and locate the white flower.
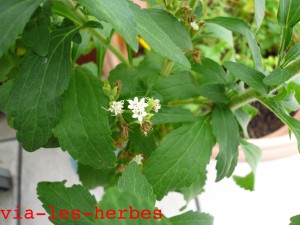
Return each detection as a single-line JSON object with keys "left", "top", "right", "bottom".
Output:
{"left": 132, "top": 109, "right": 147, "bottom": 124}
{"left": 132, "top": 154, "right": 144, "bottom": 165}
{"left": 190, "top": 21, "right": 199, "bottom": 31}
{"left": 153, "top": 99, "right": 161, "bottom": 113}
{"left": 128, "top": 97, "right": 148, "bottom": 123}
{"left": 108, "top": 100, "right": 124, "bottom": 116}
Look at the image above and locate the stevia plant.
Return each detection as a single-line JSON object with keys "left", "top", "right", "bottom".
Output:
{"left": 0, "top": 0, "right": 300, "bottom": 224}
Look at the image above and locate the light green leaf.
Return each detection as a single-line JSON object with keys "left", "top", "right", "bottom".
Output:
{"left": 282, "top": 43, "right": 300, "bottom": 67}
{"left": 150, "top": 106, "right": 195, "bottom": 125}
{"left": 198, "top": 84, "right": 229, "bottom": 103}
{"left": 146, "top": 9, "right": 193, "bottom": 50}
{"left": 0, "top": 0, "right": 45, "bottom": 58}
{"left": 290, "top": 215, "right": 300, "bottom": 225}
{"left": 79, "top": 0, "right": 138, "bottom": 51}
{"left": 54, "top": 67, "right": 116, "bottom": 169}
{"left": 224, "top": 61, "right": 269, "bottom": 95}
{"left": 234, "top": 105, "right": 258, "bottom": 138}
{"left": 78, "top": 163, "right": 115, "bottom": 190}
{"left": 23, "top": 2, "right": 51, "bottom": 56}
{"left": 118, "top": 162, "right": 156, "bottom": 205}
{"left": 180, "top": 173, "right": 206, "bottom": 204}
{"left": 169, "top": 211, "right": 213, "bottom": 225}
{"left": 203, "top": 23, "right": 234, "bottom": 47}
{"left": 240, "top": 139, "right": 262, "bottom": 173}
{"left": 233, "top": 172, "right": 255, "bottom": 191}
{"left": 37, "top": 181, "right": 96, "bottom": 225}
{"left": 212, "top": 105, "right": 240, "bottom": 181}
{"left": 254, "top": 0, "right": 265, "bottom": 30}
{"left": 278, "top": 0, "right": 300, "bottom": 27}
{"left": 263, "top": 68, "right": 293, "bottom": 86}
{"left": 130, "top": 3, "right": 190, "bottom": 68}
{"left": 8, "top": 28, "right": 75, "bottom": 151}
{"left": 144, "top": 118, "right": 215, "bottom": 199}
{"left": 206, "top": 17, "right": 262, "bottom": 69}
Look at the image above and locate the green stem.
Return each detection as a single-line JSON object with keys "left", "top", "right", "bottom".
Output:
{"left": 160, "top": 59, "right": 174, "bottom": 76}
{"left": 228, "top": 89, "right": 258, "bottom": 110}
{"left": 126, "top": 43, "right": 133, "bottom": 65}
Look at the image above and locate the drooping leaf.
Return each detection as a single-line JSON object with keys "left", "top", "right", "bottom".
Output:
{"left": 144, "top": 118, "right": 215, "bottom": 199}
{"left": 234, "top": 105, "right": 258, "bottom": 138}
{"left": 130, "top": 3, "right": 190, "bottom": 68}
{"left": 254, "top": 0, "right": 265, "bottom": 30}
{"left": 79, "top": 0, "right": 138, "bottom": 51}
{"left": 78, "top": 163, "right": 116, "bottom": 190}
{"left": 212, "top": 104, "right": 240, "bottom": 181}
{"left": 278, "top": 0, "right": 300, "bottom": 28}
{"left": 8, "top": 28, "right": 75, "bottom": 151}
{"left": 180, "top": 173, "right": 206, "bottom": 204}
{"left": 146, "top": 9, "right": 193, "bottom": 50}
{"left": 150, "top": 106, "right": 195, "bottom": 125}
{"left": 54, "top": 67, "right": 116, "bottom": 169}
{"left": 224, "top": 61, "right": 269, "bottom": 95}
{"left": 0, "top": 0, "right": 45, "bottom": 58}
{"left": 263, "top": 68, "right": 293, "bottom": 86}
{"left": 290, "top": 215, "right": 300, "bottom": 225}
{"left": 169, "top": 211, "right": 213, "bottom": 225}
{"left": 206, "top": 17, "right": 262, "bottom": 69}
{"left": 23, "top": 2, "right": 51, "bottom": 56}
{"left": 233, "top": 172, "right": 255, "bottom": 191}
{"left": 118, "top": 162, "right": 156, "bottom": 205}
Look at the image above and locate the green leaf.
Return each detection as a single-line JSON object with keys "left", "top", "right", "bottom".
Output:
{"left": 203, "top": 23, "right": 234, "bottom": 48}
{"left": 180, "top": 173, "right": 206, "bottom": 204}
{"left": 130, "top": 3, "right": 190, "bottom": 68}
{"left": 54, "top": 67, "right": 116, "bottom": 169}
{"left": 282, "top": 43, "right": 300, "bottom": 67}
{"left": 193, "top": 57, "right": 227, "bottom": 85}
{"left": 263, "top": 68, "right": 293, "bottom": 86}
{"left": 78, "top": 163, "right": 115, "bottom": 190}
{"left": 278, "top": 0, "right": 300, "bottom": 27}
{"left": 254, "top": 0, "right": 265, "bottom": 30}
{"left": 146, "top": 9, "right": 193, "bottom": 50}
{"left": 37, "top": 181, "right": 96, "bottom": 224}
{"left": 150, "top": 106, "right": 195, "bottom": 125}
{"left": 169, "top": 211, "right": 213, "bottom": 225}
{"left": 23, "top": 2, "right": 51, "bottom": 56}
{"left": 233, "top": 172, "right": 255, "bottom": 191}
{"left": 79, "top": 0, "right": 138, "bottom": 51}
{"left": 260, "top": 98, "right": 300, "bottom": 151}
{"left": 72, "top": 31, "right": 91, "bottom": 61}
{"left": 206, "top": 17, "right": 262, "bottom": 69}
{"left": 118, "top": 162, "right": 156, "bottom": 205}
{"left": 0, "top": 53, "right": 19, "bottom": 82}
{"left": 0, "top": 80, "right": 13, "bottom": 114}
{"left": 290, "top": 215, "right": 300, "bottom": 225}
{"left": 198, "top": 84, "right": 229, "bottom": 103}
{"left": 144, "top": 118, "right": 215, "bottom": 200}
{"left": 8, "top": 28, "right": 75, "bottom": 151}
{"left": 224, "top": 61, "right": 269, "bottom": 95}
{"left": 234, "top": 105, "right": 258, "bottom": 138}
{"left": 212, "top": 105, "right": 240, "bottom": 181}
{"left": 153, "top": 72, "right": 199, "bottom": 102}
{"left": 0, "top": 0, "right": 45, "bottom": 58}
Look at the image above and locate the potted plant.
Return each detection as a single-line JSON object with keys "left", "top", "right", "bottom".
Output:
{"left": 0, "top": 0, "right": 300, "bottom": 224}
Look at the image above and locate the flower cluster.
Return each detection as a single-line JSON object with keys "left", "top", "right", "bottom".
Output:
{"left": 108, "top": 100, "right": 124, "bottom": 116}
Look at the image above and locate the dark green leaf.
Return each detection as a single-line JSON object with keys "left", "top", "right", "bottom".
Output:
{"left": 72, "top": 31, "right": 91, "bottom": 61}
{"left": 263, "top": 68, "right": 293, "bottom": 86}
{"left": 78, "top": 163, "right": 115, "bottom": 189}
{"left": 254, "top": 0, "right": 265, "bottom": 30}
{"left": 224, "top": 61, "right": 269, "bottom": 95}
{"left": 23, "top": 2, "right": 51, "bottom": 56}
{"left": 130, "top": 3, "right": 190, "bottom": 68}
{"left": 198, "top": 84, "right": 229, "bottom": 103}
{"left": 278, "top": 0, "right": 300, "bottom": 27}
{"left": 0, "top": 53, "right": 19, "bottom": 82}
{"left": 144, "top": 118, "right": 215, "bottom": 199}
{"left": 146, "top": 9, "right": 193, "bottom": 50}
{"left": 54, "top": 67, "right": 116, "bottom": 169}
{"left": 8, "top": 28, "right": 75, "bottom": 151}
{"left": 0, "top": 0, "right": 45, "bottom": 57}
{"left": 233, "top": 172, "right": 255, "bottom": 191}
{"left": 290, "top": 215, "right": 300, "bottom": 225}
{"left": 0, "top": 80, "right": 13, "bottom": 113}
{"left": 282, "top": 43, "right": 300, "bottom": 67}
{"left": 169, "top": 211, "right": 213, "bottom": 225}
{"left": 79, "top": 0, "right": 138, "bottom": 51}
{"left": 206, "top": 17, "right": 262, "bottom": 69}
{"left": 151, "top": 106, "right": 195, "bottom": 125}
{"left": 212, "top": 105, "right": 240, "bottom": 181}
{"left": 118, "top": 162, "right": 156, "bottom": 205}
{"left": 84, "top": 21, "right": 104, "bottom": 29}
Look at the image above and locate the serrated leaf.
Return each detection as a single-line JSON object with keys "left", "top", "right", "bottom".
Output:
{"left": 180, "top": 173, "right": 206, "bottom": 204}
{"left": 118, "top": 162, "right": 156, "bottom": 205}
{"left": 8, "top": 28, "right": 75, "bottom": 151}
{"left": 79, "top": 0, "right": 138, "bottom": 51}
{"left": 144, "top": 118, "right": 215, "bottom": 200}
{"left": 37, "top": 181, "right": 96, "bottom": 225}
{"left": 212, "top": 105, "right": 240, "bottom": 181}
{"left": 146, "top": 9, "right": 193, "bottom": 50}
{"left": 282, "top": 43, "right": 300, "bottom": 67}
{"left": 263, "top": 68, "right": 293, "bottom": 86}
{"left": 78, "top": 163, "right": 115, "bottom": 190}
{"left": 54, "top": 67, "right": 116, "bottom": 169}
{"left": 198, "top": 84, "right": 229, "bottom": 103}
{"left": 290, "top": 215, "right": 300, "bottom": 225}
{"left": 233, "top": 172, "right": 255, "bottom": 191}
{"left": 23, "top": 2, "right": 51, "bottom": 56}
{"left": 278, "top": 0, "right": 300, "bottom": 28}
{"left": 206, "top": 17, "right": 262, "bottom": 69}
{"left": 224, "top": 61, "right": 269, "bottom": 95}
{"left": 150, "top": 106, "right": 195, "bottom": 125}
{"left": 254, "top": 0, "right": 265, "bottom": 30}
{"left": 130, "top": 3, "right": 190, "bottom": 68}
{"left": 169, "top": 211, "right": 213, "bottom": 225}
{"left": 0, "top": 0, "right": 45, "bottom": 58}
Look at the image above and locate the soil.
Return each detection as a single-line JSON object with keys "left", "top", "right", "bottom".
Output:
{"left": 247, "top": 102, "right": 285, "bottom": 138}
